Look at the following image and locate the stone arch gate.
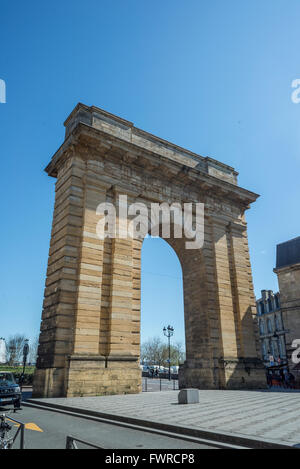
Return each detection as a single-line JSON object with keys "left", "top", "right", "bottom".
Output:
{"left": 33, "top": 103, "right": 266, "bottom": 397}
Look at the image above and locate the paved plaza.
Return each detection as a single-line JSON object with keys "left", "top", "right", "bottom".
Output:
{"left": 28, "top": 389, "right": 300, "bottom": 448}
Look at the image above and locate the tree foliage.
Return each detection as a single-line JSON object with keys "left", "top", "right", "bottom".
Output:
{"left": 6, "top": 334, "right": 27, "bottom": 365}
{"left": 5, "top": 334, "right": 38, "bottom": 366}
{"left": 141, "top": 336, "right": 185, "bottom": 366}
{"left": 28, "top": 336, "right": 39, "bottom": 364}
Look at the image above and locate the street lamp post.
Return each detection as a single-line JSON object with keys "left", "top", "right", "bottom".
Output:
{"left": 163, "top": 325, "right": 174, "bottom": 381}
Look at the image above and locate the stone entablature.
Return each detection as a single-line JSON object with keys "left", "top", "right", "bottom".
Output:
{"left": 58, "top": 103, "right": 238, "bottom": 185}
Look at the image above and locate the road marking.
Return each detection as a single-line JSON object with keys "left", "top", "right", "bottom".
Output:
{"left": 7, "top": 418, "right": 43, "bottom": 432}
{"left": 24, "top": 423, "right": 43, "bottom": 432}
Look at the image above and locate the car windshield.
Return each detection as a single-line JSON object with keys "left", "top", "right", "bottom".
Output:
{"left": 0, "top": 373, "right": 16, "bottom": 386}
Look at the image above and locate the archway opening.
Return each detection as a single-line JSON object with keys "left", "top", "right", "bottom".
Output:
{"left": 140, "top": 236, "right": 185, "bottom": 374}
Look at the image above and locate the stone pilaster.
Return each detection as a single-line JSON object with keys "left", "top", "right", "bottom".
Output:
{"left": 33, "top": 156, "right": 86, "bottom": 397}
{"left": 66, "top": 185, "right": 141, "bottom": 397}
{"left": 211, "top": 216, "right": 238, "bottom": 360}
{"left": 228, "top": 221, "right": 257, "bottom": 357}
{"left": 72, "top": 171, "right": 111, "bottom": 356}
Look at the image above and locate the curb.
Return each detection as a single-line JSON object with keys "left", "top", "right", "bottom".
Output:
{"left": 25, "top": 398, "right": 297, "bottom": 449}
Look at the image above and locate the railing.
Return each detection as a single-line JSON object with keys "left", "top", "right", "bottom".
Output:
{"left": 66, "top": 435, "right": 104, "bottom": 449}
{"left": 1, "top": 415, "right": 25, "bottom": 449}
{"left": 143, "top": 377, "right": 179, "bottom": 392}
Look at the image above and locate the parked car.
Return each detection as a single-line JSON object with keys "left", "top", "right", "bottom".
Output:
{"left": 0, "top": 372, "right": 21, "bottom": 408}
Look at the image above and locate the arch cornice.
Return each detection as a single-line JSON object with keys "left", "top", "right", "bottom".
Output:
{"left": 45, "top": 107, "right": 259, "bottom": 212}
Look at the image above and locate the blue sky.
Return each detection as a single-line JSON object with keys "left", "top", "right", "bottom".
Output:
{"left": 1, "top": 0, "right": 300, "bottom": 347}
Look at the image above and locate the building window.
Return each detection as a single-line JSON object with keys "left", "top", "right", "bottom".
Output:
{"left": 261, "top": 341, "right": 267, "bottom": 360}
{"left": 268, "top": 340, "right": 272, "bottom": 356}
{"left": 275, "top": 315, "right": 282, "bottom": 331}
{"left": 279, "top": 336, "right": 286, "bottom": 358}
{"left": 259, "top": 319, "right": 265, "bottom": 335}
{"left": 260, "top": 302, "right": 265, "bottom": 314}
{"left": 278, "top": 340, "right": 283, "bottom": 358}
{"left": 273, "top": 340, "right": 279, "bottom": 359}
{"left": 268, "top": 298, "right": 273, "bottom": 312}
{"left": 275, "top": 295, "right": 280, "bottom": 309}
{"left": 267, "top": 318, "right": 272, "bottom": 333}
{"left": 270, "top": 341, "right": 274, "bottom": 357}
{"left": 270, "top": 340, "right": 279, "bottom": 359}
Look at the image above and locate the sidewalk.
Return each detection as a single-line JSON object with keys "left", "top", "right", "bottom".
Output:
{"left": 28, "top": 390, "right": 300, "bottom": 448}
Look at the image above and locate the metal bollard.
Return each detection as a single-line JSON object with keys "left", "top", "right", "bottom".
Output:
{"left": 160, "top": 379, "right": 162, "bottom": 391}
{"left": 145, "top": 377, "right": 147, "bottom": 392}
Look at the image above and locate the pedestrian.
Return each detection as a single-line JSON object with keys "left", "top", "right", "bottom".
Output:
{"left": 285, "top": 371, "right": 295, "bottom": 389}
{"left": 279, "top": 369, "right": 285, "bottom": 388}
{"left": 270, "top": 372, "right": 278, "bottom": 387}
{"left": 282, "top": 369, "right": 288, "bottom": 388}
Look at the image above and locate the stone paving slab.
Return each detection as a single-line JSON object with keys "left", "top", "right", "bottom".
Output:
{"left": 28, "top": 390, "right": 300, "bottom": 448}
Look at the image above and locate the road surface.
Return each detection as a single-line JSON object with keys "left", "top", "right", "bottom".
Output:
{"left": 1, "top": 404, "right": 219, "bottom": 449}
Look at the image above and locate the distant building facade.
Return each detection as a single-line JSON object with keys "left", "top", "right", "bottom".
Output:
{"left": 274, "top": 236, "right": 300, "bottom": 376}
{"left": 256, "top": 290, "right": 287, "bottom": 367}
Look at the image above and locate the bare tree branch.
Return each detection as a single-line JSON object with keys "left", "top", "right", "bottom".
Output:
{"left": 141, "top": 337, "right": 185, "bottom": 367}
{"left": 6, "top": 334, "right": 26, "bottom": 366}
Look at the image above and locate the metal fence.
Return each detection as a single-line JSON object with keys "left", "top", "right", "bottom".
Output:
{"left": 66, "top": 435, "right": 104, "bottom": 449}
{"left": 1, "top": 414, "right": 25, "bottom": 449}
{"left": 143, "top": 377, "right": 179, "bottom": 392}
